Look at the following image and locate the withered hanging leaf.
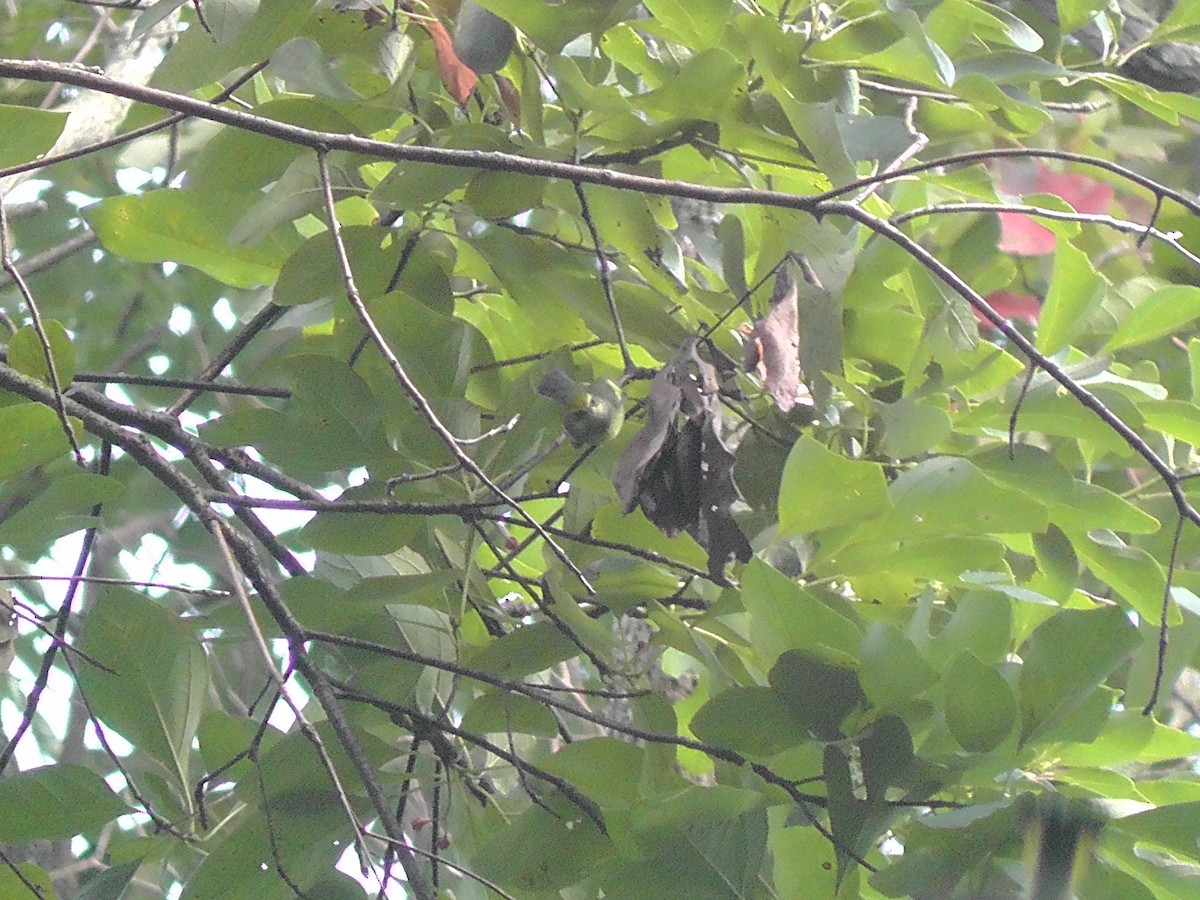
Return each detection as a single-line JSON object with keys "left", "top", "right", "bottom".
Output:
{"left": 744, "top": 265, "right": 801, "bottom": 412}
{"left": 615, "top": 339, "right": 752, "bottom": 578}
{"left": 494, "top": 73, "right": 522, "bottom": 125}
{"left": 638, "top": 418, "right": 703, "bottom": 534}
{"left": 422, "top": 17, "right": 478, "bottom": 104}
{"left": 615, "top": 364, "right": 683, "bottom": 513}
{"left": 698, "top": 415, "right": 753, "bottom": 575}
{"left": 678, "top": 337, "right": 720, "bottom": 417}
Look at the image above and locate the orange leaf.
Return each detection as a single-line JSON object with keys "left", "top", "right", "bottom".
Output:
{"left": 421, "top": 18, "right": 477, "bottom": 104}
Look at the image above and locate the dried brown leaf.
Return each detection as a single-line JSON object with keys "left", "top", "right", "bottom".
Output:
{"left": 421, "top": 18, "right": 478, "bottom": 104}
{"left": 746, "top": 267, "right": 800, "bottom": 412}
{"left": 494, "top": 73, "right": 522, "bottom": 125}
{"left": 615, "top": 339, "right": 752, "bottom": 577}
{"left": 615, "top": 365, "right": 682, "bottom": 512}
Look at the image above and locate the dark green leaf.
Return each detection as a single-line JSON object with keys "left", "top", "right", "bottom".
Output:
{"left": 1018, "top": 606, "right": 1140, "bottom": 743}
{"left": 78, "top": 588, "right": 209, "bottom": 795}
{"left": 0, "top": 764, "right": 125, "bottom": 843}
{"left": 944, "top": 652, "right": 1016, "bottom": 752}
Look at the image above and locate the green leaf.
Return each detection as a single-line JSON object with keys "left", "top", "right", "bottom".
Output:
{"left": 0, "top": 864, "right": 53, "bottom": 898}
{"left": 892, "top": 9, "right": 955, "bottom": 86}
{"left": 767, "top": 807, "right": 839, "bottom": 897}
{"left": 1142, "top": 398, "right": 1200, "bottom": 445}
{"left": 86, "top": 190, "right": 284, "bottom": 288}
{"left": 179, "top": 793, "right": 350, "bottom": 900}
{"left": 1150, "top": 1, "right": 1200, "bottom": 44}
{"left": 1106, "top": 284, "right": 1200, "bottom": 351}
{"left": 974, "top": 445, "right": 1159, "bottom": 534}
{"left": 274, "top": 226, "right": 406, "bottom": 306}
{"left": 1038, "top": 239, "right": 1106, "bottom": 355}
{"left": 1032, "top": 525, "right": 1082, "bottom": 602}
{"left": 585, "top": 556, "right": 680, "bottom": 615}
{"left": 777, "top": 436, "right": 892, "bottom": 536}
{"left": 534, "top": 737, "right": 644, "bottom": 809}
{"left": 769, "top": 649, "right": 865, "bottom": 741}
{"left": 78, "top": 588, "right": 209, "bottom": 797}
{"left": 690, "top": 685, "right": 808, "bottom": 757}
{"left": 462, "top": 690, "right": 560, "bottom": 738}
{"left": 718, "top": 213, "right": 747, "bottom": 298}
{"left": 943, "top": 652, "right": 1016, "bottom": 751}
{"left": 464, "top": 620, "right": 584, "bottom": 679}
{"left": 8, "top": 319, "right": 75, "bottom": 385}
{"left": 152, "top": 0, "right": 315, "bottom": 90}
{"left": 1068, "top": 528, "right": 1167, "bottom": 624}
{"left": 641, "top": 0, "right": 732, "bottom": 49}
{"left": 465, "top": 169, "right": 546, "bottom": 220}
{"left": 929, "top": 590, "right": 1013, "bottom": 667}
{"left": 1114, "top": 802, "right": 1200, "bottom": 864}
{"left": 0, "top": 402, "right": 81, "bottom": 479}
{"left": 474, "top": 0, "right": 639, "bottom": 54}
{"left": 1018, "top": 606, "right": 1140, "bottom": 743}
{"left": 472, "top": 802, "right": 611, "bottom": 893}
{"left": 857, "top": 456, "right": 1049, "bottom": 542}
{"left": 0, "top": 764, "right": 125, "bottom": 842}
{"left": 798, "top": 283, "right": 844, "bottom": 411}
{"left": 228, "top": 153, "right": 361, "bottom": 245}
{"left": 1056, "top": 0, "right": 1111, "bottom": 34}
{"left": 299, "top": 508, "right": 420, "bottom": 555}
{"left": 878, "top": 395, "right": 953, "bottom": 459}
{"left": 76, "top": 860, "right": 143, "bottom": 900}
{"left": 605, "top": 799, "right": 767, "bottom": 899}
{"left": 270, "top": 37, "right": 357, "bottom": 100}
{"left": 0, "top": 472, "right": 123, "bottom": 555}
{"left": 0, "top": 104, "right": 67, "bottom": 168}
{"left": 741, "top": 559, "right": 863, "bottom": 664}
{"left": 859, "top": 622, "right": 938, "bottom": 712}
{"left": 634, "top": 48, "right": 748, "bottom": 124}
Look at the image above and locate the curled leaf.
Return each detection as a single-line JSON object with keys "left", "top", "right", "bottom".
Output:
{"left": 615, "top": 364, "right": 683, "bottom": 513}
{"left": 744, "top": 266, "right": 801, "bottom": 412}
{"left": 422, "top": 17, "right": 478, "bottom": 104}
{"left": 615, "top": 338, "right": 752, "bottom": 577}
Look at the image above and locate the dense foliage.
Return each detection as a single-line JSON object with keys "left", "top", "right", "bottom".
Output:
{"left": 5, "top": 1, "right": 1200, "bottom": 897}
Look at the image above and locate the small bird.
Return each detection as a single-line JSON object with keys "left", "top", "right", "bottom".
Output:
{"left": 537, "top": 369, "right": 625, "bottom": 447}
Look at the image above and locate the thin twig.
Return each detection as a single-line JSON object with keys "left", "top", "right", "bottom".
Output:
{"left": 1009, "top": 362, "right": 1036, "bottom": 460}
{"left": 0, "top": 573, "right": 225, "bottom": 598}
{"left": 0, "top": 231, "right": 97, "bottom": 287}
{"left": 71, "top": 371, "right": 291, "bottom": 398}
{"left": 0, "top": 442, "right": 110, "bottom": 774}
{"left": 368, "top": 830, "right": 518, "bottom": 900}
{"left": 573, "top": 182, "right": 633, "bottom": 371}
{"left": 893, "top": 201, "right": 1200, "bottom": 268}
{"left": 314, "top": 149, "right": 593, "bottom": 593}
{"left": 832, "top": 201, "right": 1200, "bottom": 532}
{"left": 0, "top": 60, "right": 270, "bottom": 184}
{"left": 0, "top": 203, "right": 84, "bottom": 465}
{"left": 166, "top": 302, "right": 287, "bottom": 415}
{"left": 1143, "top": 513, "right": 1185, "bottom": 715}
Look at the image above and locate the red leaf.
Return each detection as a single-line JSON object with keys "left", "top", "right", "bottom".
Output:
{"left": 1034, "top": 170, "right": 1113, "bottom": 214}
{"left": 974, "top": 291, "right": 1041, "bottom": 329}
{"left": 421, "top": 18, "right": 477, "bottom": 104}
{"left": 996, "top": 163, "right": 1115, "bottom": 256}
{"left": 998, "top": 211, "right": 1057, "bottom": 256}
